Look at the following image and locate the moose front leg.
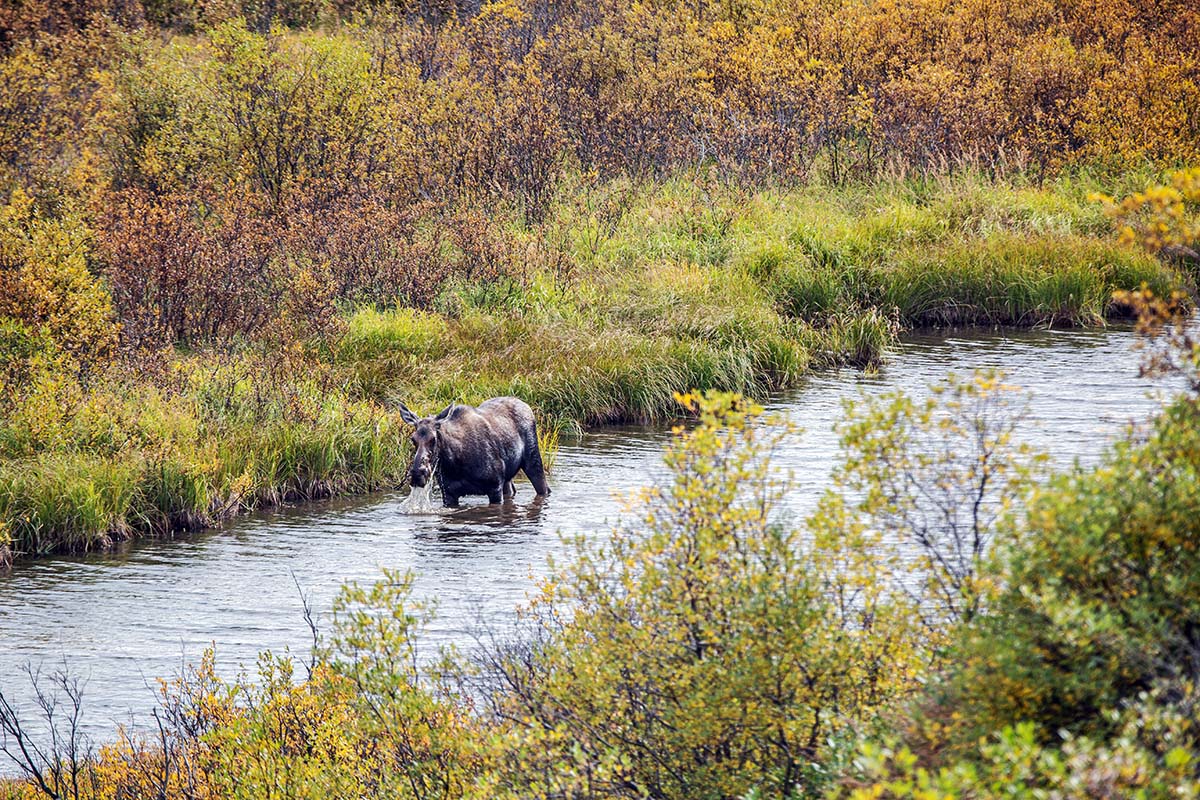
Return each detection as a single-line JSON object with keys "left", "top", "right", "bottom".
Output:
{"left": 439, "top": 477, "right": 463, "bottom": 508}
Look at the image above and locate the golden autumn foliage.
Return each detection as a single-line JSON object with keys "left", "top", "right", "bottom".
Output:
{"left": 2, "top": 0, "right": 1198, "bottom": 207}
{"left": 1098, "top": 167, "right": 1200, "bottom": 264}
{"left": 0, "top": 189, "right": 119, "bottom": 372}
{"left": 0, "top": 0, "right": 1194, "bottom": 354}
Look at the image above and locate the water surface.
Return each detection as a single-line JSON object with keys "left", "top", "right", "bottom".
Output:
{"left": 0, "top": 327, "right": 1172, "bottom": 745}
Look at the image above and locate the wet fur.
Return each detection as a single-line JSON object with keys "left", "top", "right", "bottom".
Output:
{"left": 400, "top": 397, "right": 550, "bottom": 507}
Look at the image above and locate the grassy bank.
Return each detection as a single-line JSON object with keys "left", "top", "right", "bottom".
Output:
{"left": 0, "top": 174, "right": 1186, "bottom": 563}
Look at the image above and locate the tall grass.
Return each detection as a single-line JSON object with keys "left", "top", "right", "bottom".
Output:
{"left": 0, "top": 358, "right": 412, "bottom": 561}
{"left": 0, "top": 173, "right": 1185, "bottom": 562}
{"left": 734, "top": 173, "right": 1182, "bottom": 329}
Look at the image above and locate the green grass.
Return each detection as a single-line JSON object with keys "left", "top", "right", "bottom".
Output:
{"left": 731, "top": 171, "right": 1181, "bottom": 328}
{"left": 0, "top": 172, "right": 1186, "bottom": 562}
{"left": 0, "top": 358, "right": 413, "bottom": 560}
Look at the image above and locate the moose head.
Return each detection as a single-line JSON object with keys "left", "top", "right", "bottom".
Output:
{"left": 398, "top": 401, "right": 455, "bottom": 488}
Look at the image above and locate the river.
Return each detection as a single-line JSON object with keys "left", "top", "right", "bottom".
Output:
{"left": 0, "top": 326, "right": 1174, "bottom": 748}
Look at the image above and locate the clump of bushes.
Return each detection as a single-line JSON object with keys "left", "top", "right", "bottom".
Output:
{"left": 0, "top": 190, "right": 118, "bottom": 380}
{"left": 831, "top": 293, "right": 1200, "bottom": 799}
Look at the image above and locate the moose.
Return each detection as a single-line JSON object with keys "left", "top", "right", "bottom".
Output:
{"left": 398, "top": 396, "right": 551, "bottom": 507}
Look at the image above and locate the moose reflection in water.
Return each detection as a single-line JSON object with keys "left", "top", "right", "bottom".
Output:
{"left": 398, "top": 396, "right": 552, "bottom": 507}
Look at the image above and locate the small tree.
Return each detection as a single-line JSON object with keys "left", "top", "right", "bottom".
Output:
{"left": 834, "top": 370, "right": 1042, "bottom": 627}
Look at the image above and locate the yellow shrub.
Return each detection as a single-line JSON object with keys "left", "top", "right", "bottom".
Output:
{"left": 0, "top": 188, "right": 119, "bottom": 371}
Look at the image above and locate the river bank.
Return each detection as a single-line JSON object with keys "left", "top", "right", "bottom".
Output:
{"left": 0, "top": 176, "right": 1185, "bottom": 563}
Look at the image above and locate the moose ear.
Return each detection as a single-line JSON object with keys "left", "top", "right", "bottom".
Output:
{"left": 434, "top": 403, "right": 455, "bottom": 421}
{"left": 397, "top": 401, "right": 419, "bottom": 425}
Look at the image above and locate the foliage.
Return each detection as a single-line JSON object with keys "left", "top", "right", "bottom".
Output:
{"left": 322, "top": 570, "right": 486, "bottom": 799}
{"left": 1, "top": 575, "right": 484, "bottom": 800}
{"left": 833, "top": 297, "right": 1200, "bottom": 795}
{"left": 1097, "top": 167, "right": 1200, "bottom": 266}
{"left": 834, "top": 369, "right": 1043, "bottom": 626}
{"left": 837, "top": 693, "right": 1200, "bottom": 800}
{"left": 1113, "top": 286, "right": 1200, "bottom": 393}
{"left": 0, "top": 189, "right": 118, "bottom": 374}
{"left": 475, "top": 392, "right": 925, "bottom": 799}
{"left": 937, "top": 372, "right": 1200, "bottom": 748}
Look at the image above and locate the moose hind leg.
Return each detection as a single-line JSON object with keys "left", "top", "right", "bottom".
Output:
{"left": 503, "top": 480, "right": 516, "bottom": 498}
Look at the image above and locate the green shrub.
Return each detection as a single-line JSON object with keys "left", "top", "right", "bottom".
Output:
{"left": 479, "top": 392, "right": 925, "bottom": 799}
{"left": 934, "top": 396, "right": 1200, "bottom": 747}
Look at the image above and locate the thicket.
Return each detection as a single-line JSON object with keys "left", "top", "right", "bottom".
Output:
{"left": 830, "top": 291, "right": 1200, "bottom": 799}
{"left": 2, "top": 0, "right": 1198, "bottom": 347}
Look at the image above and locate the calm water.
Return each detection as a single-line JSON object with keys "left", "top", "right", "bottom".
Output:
{"left": 0, "top": 327, "right": 1173, "bottom": 747}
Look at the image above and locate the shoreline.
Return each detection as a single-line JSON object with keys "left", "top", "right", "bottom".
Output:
{"left": 0, "top": 312, "right": 1169, "bottom": 567}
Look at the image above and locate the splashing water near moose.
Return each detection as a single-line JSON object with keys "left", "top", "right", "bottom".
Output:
{"left": 397, "top": 482, "right": 436, "bottom": 513}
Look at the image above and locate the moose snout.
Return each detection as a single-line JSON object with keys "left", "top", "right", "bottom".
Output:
{"left": 410, "top": 464, "right": 430, "bottom": 487}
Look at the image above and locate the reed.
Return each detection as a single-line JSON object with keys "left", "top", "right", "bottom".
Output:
{"left": 0, "top": 454, "right": 139, "bottom": 556}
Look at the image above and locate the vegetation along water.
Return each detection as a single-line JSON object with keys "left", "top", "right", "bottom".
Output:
{"left": 1, "top": 0, "right": 1200, "bottom": 796}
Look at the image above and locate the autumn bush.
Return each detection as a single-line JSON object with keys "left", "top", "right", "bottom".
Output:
{"left": 0, "top": 190, "right": 119, "bottom": 385}
{"left": 826, "top": 293, "right": 1200, "bottom": 799}
{"left": 472, "top": 392, "right": 927, "bottom": 799}
{"left": 1098, "top": 166, "right": 1200, "bottom": 266}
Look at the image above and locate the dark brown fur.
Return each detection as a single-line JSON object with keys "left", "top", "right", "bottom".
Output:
{"left": 398, "top": 396, "right": 551, "bottom": 507}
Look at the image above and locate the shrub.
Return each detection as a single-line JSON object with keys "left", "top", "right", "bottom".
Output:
{"left": 0, "top": 189, "right": 119, "bottom": 371}
{"left": 96, "top": 188, "right": 278, "bottom": 347}
{"left": 1097, "top": 167, "right": 1200, "bottom": 267}
{"left": 476, "top": 392, "right": 925, "bottom": 799}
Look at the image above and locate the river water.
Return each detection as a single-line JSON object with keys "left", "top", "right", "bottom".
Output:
{"left": 0, "top": 327, "right": 1175, "bottom": 747}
